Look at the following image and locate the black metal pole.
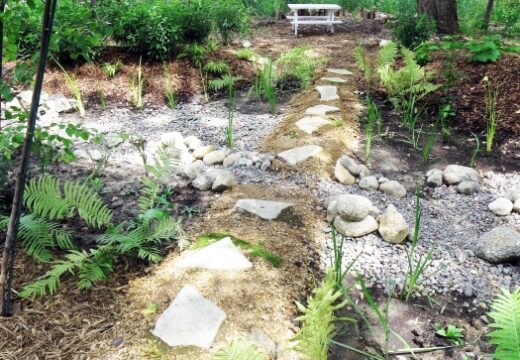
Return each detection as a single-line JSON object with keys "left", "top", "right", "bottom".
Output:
{"left": 0, "top": 0, "right": 59, "bottom": 317}
{"left": 0, "top": 0, "right": 7, "bottom": 130}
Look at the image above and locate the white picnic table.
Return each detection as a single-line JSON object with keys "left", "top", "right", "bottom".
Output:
{"left": 287, "top": 4, "right": 342, "bottom": 35}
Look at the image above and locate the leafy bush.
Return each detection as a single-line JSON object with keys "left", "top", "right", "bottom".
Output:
{"left": 465, "top": 37, "right": 502, "bottom": 63}
{"left": 275, "top": 47, "right": 326, "bottom": 89}
{"left": 390, "top": 0, "right": 435, "bottom": 49}
{"left": 211, "top": 0, "right": 250, "bottom": 45}
{"left": 378, "top": 47, "right": 440, "bottom": 111}
{"left": 13, "top": 0, "right": 109, "bottom": 62}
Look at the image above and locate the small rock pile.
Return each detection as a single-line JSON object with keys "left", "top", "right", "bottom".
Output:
{"left": 487, "top": 188, "right": 520, "bottom": 216}
{"left": 327, "top": 194, "right": 409, "bottom": 243}
{"left": 335, "top": 156, "right": 407, "bottom": 198}
{"left": 426, "top": 165, "right": 480, "bottom": 194}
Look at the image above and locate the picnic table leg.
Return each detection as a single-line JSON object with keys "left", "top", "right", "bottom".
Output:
{"left": 331, "top": 10, "right": 335, "bottom": 33}
{"left": 294, "top": 9, "right": 298, "bottom": 35}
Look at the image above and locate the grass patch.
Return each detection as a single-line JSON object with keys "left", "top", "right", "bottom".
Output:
{"left": 192, "top": 232, "right": 282, "bottom": 268}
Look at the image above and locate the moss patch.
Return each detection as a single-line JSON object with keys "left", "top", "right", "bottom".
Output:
{"left": 192, "top": 232, "right": 282, "bottom": 268}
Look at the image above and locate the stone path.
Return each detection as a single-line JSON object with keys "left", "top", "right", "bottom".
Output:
{"left": 315, "top": 85, "right": 340, "bottom": 101}
{"left": 321, "top": 76, "right": 347, "bottom": 84}
{"left": 152, "top": 285, "right": 226, "bottom": 348}
{"left": 175, "top": 237, "right": 252, "bottom": 270}
{"left": 304, "top": 104, "right": 340, "bottom": 116}
{"left": 295, "top": 116, "right": 330, "bottom": 134}
{"left": 236, "top": 198, "right": 294, "bottom": 220}
{"left": 326, "top": 68, "right": 354, "bottom": 76}
{"left": 278, "top": 145, "right": 323, "bottom": 166}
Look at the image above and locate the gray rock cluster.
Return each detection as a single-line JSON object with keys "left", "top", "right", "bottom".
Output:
{"left": 327, "top": 194, "right": 409, "bottom": 243}
{"left": 335, "top": 156, "right": 407, "bottom": 198}
{"left": 426, "top": 165, "right": 480, "bottom": 195}
{"left": 487, "top": 187, "right": 520, "bottom": 216}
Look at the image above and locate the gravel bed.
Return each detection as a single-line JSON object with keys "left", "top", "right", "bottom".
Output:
{"left": 61, "top": 97, "right": 520, "bottom": 308}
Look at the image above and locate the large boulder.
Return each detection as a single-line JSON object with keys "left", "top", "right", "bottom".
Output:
{"left": 184, "top": 160, "right": 206, "bottom": 179}
{"left": 335, "top": 215, "right": 378, "bottom": 237}
{"left": 339, "top": 156, "right": 364, "bottom": 176}
{"left": 488, "top": 197, "right": 513, "bottom": 216}
{"left": 212, "top": 172, "right": 236, "bottom": 192}
{"left": 514, "top": 199, "right": 520, "bottom": 213}
{"left": 476, "top": 226, "right": 520, "bottom": 263}
{"left": 443, "top": 165, "right": 479, "bottom": 185}
{"left": 335, "top": 194, "right": 375, "bottom": 221}
{"left": 379, "top": 181, "right": 407, "bottom": 198}
{"left": 378, "top": 205, "right": 409, "bottom": 244}
{"left": 456, "top": 181, "right": 480, "bottom": 195}
{"left": 359, "top": 176, "right": 379, "bottom": 191}
{"left": 193, "top": 145, "right": 215, "bottom": 159}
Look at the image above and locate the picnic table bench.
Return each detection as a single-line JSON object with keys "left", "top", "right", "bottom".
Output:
{"left": 287, "top": 4, "right": 342, "bottom": 35}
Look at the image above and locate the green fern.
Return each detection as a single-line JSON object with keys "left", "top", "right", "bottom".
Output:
{"left": 19, "top": 246, "right": 115, "bottom": 298}
{"left": 146, "top": 141, "right": 181, "bottom": 180}
{"left": 213, "top": 340, "right": 267, "bottom": 360}
{"left": 293, "top": 270, "right": 348, "bottom": 360}
{"left": 354, "top": 46, "right": 372, "bottom": 85}
{"left": 204, "top": 60, "right": 231, "bottom": 75}
{"left": 487, "top": 288, "right": 520, "bottom": 360}
{"left": 138, "top": 177, "right": 161, "bottom": 211}
{"left": 209, "top": 74, "right": 242, "bottom": 92}
{"left": 24, "top": 175, "right": 113, "bottom": 228}
{"left": 0, "top": 214, "right": 74, "bottom": 262}
{"left": 377, "top": 41, "right": 398, "bottom": 68}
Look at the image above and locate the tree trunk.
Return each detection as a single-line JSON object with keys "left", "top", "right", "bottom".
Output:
{"left": 0, "top": 0, "right": 58, "bottom": 317}
{"left": 417, "top": 0, "right": 459, "bottom": 34}
{"left": 483, "top": 0, "right": 495, "bottom": 31}
{"left": 0, "top": 0, "right": 6, "bottom": 130}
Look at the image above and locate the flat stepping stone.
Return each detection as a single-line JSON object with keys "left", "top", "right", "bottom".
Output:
{"left": 304, "top": 104, "right": 340, "bottom": 116}
{"left": 175, "top": 237, "right": 252, "bottom": 270}
{"left": 236, "top": 199, "right": 294, "bottom": 220}
{"left": 315, "top": 86, "right": 339, "bottom": 101}
{"left": 152, "top": 285, "right": 226, "bottom": 348}
{"left": 327, "top": 68, "right": 353, "bottom": 76}
{"left": 321, "top": 77, "right": 347, "bottom": 84}
{"left": 278, "top": 145, "right": 323, "bottom": 166}
{"left": 296, "top": 116, "right": 330, "bottom": 134}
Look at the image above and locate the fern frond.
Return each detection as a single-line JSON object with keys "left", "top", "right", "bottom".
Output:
{"left": 377, "top": 42, "right": 398, "bottom": 68}
{"left": 19, "top": 246, "right": 115, "bottom": 298}
{"left": 147, "top": 141, "right": 181, "bottom": 180}
{"left": 24, "top": 175, "right": 113, "bottom": 228}
{"left": 488, "top": 288, "right": 520, "bottom": 360}
{"left": 24, "top": 175, "right": 70, "bottom": 220}
{"left": 63, "top": 180, "right": 113, "bottom": 228}
{"left": 213, "top": 340, "right": 267, "bottom": 360}
{"left": 204, "top": 60, "right": 231, "bottom": 75}
{"left": 293, "top": 270, "right": 348, "bottom": 360}
{"left": 138, "top": 177, "right": 160, "bottom": 211}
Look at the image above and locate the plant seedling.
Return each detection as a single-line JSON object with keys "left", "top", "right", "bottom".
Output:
{"left": 435, "top": 324, "right": 464, "bottom": 345}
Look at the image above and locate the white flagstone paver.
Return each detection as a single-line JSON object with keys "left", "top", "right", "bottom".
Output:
{"left": 327, "top": 68, "right": 353, "bottom": 76}
{"left": 175, "top": 237, "right": 252, "bottom": 270}
{"left": 296, "top": 116, "right": 330, "bottom": 134}
{"left": 304, "top": 104, "right": 340, "bottom": 116}
{"left": 321, "top": 76, "right": 347, "bottom": 84}
{"left": 315, "top": 86, "right": 339, "bottom": 101}
{"left": 278, "top": 145, "right": 323, "bottom": 166}
{"left": 236, "top": 199, "right": 294, "bottom": 220}
{"left": 152, "top": 285, "right": 226, "bottom": 348}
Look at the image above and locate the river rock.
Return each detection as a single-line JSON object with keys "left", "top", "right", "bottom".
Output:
{"left": 359, "top": 176, "right": 379, "bottom": 191}
{"left": 193, "top": 145, "right": 215, "bottom": 159}
{"left": 336, "top": 194, "right": 375, "bottom": 221}
{"left": 339, "top": 156, "right": 363, "bottom": 176}
{"left": 335, "top": 161, "right": 355, "bottom": 185}
{"left": 184, "top": 160, "right": 206, "bottom": 179}
{"left": 505, "top": 187, "right": 520, "bottom": 203}
{"left": 456, "top": 181, "right": 480, "bottom": 195}
{"left": 488, "top": 198, "right": 513, "bottom": 216}
{"left": 212, "top": 172, "right": 236, "bottom": 191}
{"left": 236, "top": 199, "right": 294, "bottom": 220}
{"left": 335, "top": 215, "right": 378, "bottom": 237}
{"left": 379, "top": 181, "right": 406, "bottom": 198}
{"left": 514, "top": 199, "right": 520, "bottom": 213}
{"left": 278, "top": 145, "right": 322, "bottom": 166}
{"left": 443, "top": 165, "right": 479, "bottom": 185}
{"left": 426, "top": 169, "right": 443, "bottom": 187}
{"left": 203, "top": 150, "right": 226, "bottom": 165}
{"left": 476, "top": 226, "right": 520, "bottom": 263}
{"left": 378, "top": 205, "right": 409, "bottom": 244}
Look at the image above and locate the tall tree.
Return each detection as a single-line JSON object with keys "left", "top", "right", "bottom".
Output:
{"left": 417, "top": 0, "right": 459, "bottom": 34}
{"left": 483, "top": 0, "right": 495, "bottom": 31}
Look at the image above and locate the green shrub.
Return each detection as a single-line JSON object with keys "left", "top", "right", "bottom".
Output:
{"left": 211, "top": 0, "right": 250, "bottom": 45}
{"left": 13, "top": 0, "right": 109, "bottom": 62}
{"left": 276, "top": 47, "right": 326, "bottom": 89}
{"left": 390, "top": 0, "right": 435, "bottom": 49}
